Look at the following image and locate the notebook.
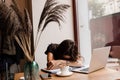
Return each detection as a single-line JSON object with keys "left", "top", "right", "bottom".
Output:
{"left": 72, "top": 46, "right": 111, "bottom": 73}
{"left": 41, "top": 68, "right": 60, "bottom": 74}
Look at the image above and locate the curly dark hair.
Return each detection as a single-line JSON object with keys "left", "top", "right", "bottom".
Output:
{"left": 55, "top": 39, "right": 79, "bottom": 61}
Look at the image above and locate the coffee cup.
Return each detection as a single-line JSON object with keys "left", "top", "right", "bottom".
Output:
{"left": 19, "top": 77, "right": 25, "bottom": 80}
{"left": 60, "top": 66, "right": 70, "bottom": 75}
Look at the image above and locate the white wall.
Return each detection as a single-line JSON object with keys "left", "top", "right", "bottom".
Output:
{"left": 76, "top": 0, "right": 92, "bottom": 65}
{"left": 32, "top": 0, "right": 74, "bottom": 69}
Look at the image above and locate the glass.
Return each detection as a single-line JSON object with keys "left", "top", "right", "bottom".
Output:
{"left": 24, "top": 61, "right": 40, "bottom": 80}
{"left": 88, "top": 0, "right": 120, "bottom": 19}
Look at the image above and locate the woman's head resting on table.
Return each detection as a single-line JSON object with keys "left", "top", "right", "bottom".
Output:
{"left": 45, "top": 39, "right": 83, "bottom": 69}
{"left": 45, "top": 39, "right": 80, "bottom": 62}
{"left": 55, "top": 39, "right": 79, "bottom": 61}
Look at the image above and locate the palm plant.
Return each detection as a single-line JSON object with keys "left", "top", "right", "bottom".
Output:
{"left": 34, "top": 0, "right": 70, "bottom": 51}
{"left": 0, "top": 0, "right": 70, "bottom": 62}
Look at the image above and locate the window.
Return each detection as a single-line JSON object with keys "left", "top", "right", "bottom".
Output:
{"left": 75, "top": 0, "right": 120, "bottom": 63}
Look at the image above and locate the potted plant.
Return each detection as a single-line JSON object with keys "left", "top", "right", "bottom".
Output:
{"left": 0, "top": 0, "right": 70, "bottom": 79}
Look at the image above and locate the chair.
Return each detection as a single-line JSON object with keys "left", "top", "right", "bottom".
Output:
{"left": 0, "top": 54, "right": 19, "bottom": 80}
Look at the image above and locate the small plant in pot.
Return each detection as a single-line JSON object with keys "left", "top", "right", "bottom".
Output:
{"left": 0, "top": 0, "right": 70, "bottom": 80}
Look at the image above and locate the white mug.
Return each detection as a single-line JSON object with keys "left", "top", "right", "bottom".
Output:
{"left": 60, "top": 66, "right": 70, "bottom": 75}
{"left": 19, "top": 77, "right": 25, "bottom": 80}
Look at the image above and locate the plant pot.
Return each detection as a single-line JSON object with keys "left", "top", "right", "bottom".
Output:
{"left": 24, "top": 61, "right": 40, "bottom": 80}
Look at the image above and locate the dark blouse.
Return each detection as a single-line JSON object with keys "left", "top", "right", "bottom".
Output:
{"left": 45, "top": 43, "right": 59, "bottom": 60}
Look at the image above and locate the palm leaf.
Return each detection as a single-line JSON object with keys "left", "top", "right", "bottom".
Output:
{"left": 24, "top": 8, "right": 33, "bottom": 56}
{"left": 14, "top": 33, "right": 33, "bottom": 62}
{"left": 35, "top": 0, "right": 70, "bottom": 49}
{"left": 11, "top": 0, "right": 33, "bottom": 61}
{"left": 35, "top": 0, "right": 58, "bottom": 48}
{"left": 11, "top": 0, "right": 18, "bottom": 8}
{"left": 10, "top": 0, "right": 24, "bottom": 29}
{"left": 37, "top": 0, "right": 57, "bottom": 32}
{"left": 0, "top": 2, "right": 21, "bottom": 37}
{"left": 0, "top": 0, "right": 70, "bottom": 61}
{"left": 24, "top": 8, "right": 32, "bottom": 35}
{"left": 6, "top": 9, "right": 21, "bottom": 36}
{"left": 0, "top": 0, "right": 24, "bottom": 37}
{"left": 42, "top": 4, "right": 70, "bottom": 31}
{"left": 0, "top": 2, "right": 11, "bottom": 33}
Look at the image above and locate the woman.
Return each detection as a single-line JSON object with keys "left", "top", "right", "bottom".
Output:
{"left": 45, "top": 39, "right": 83, "bottom": 70}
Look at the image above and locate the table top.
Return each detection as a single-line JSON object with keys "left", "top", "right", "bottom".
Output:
{"left": 14, "top": 60, "right": 120, "bottom": 80}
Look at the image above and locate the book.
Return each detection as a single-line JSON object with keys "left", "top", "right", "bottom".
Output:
{"left": 41, "top": 68, "right": 60, "bottom": 74}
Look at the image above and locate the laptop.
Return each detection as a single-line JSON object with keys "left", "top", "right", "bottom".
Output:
{"left": 72, "top": 46, "right": 111, "bottom": 73}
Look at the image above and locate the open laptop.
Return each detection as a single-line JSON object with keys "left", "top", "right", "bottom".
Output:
{"left": 72, "top": 46, "right": 111, "bottom": 73}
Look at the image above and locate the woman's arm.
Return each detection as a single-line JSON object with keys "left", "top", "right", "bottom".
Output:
{"left": 47, "top": 52, "right": 66, "bottom": 69}
{"left": 47, "top": 52, "right": 83, "bottom": 69}
{"left": 47, "top": 58, "right": 83, "bottom": 70}
{"left": 47, "top": 52, "right": 54, "bottom": 62}
{"left": 47, "top": 59, "right": 83, "bottom": 70}
{"left": 68, "top": 57, "right": 83, "bottom": 67}
{"left": 47, "top": 59, "right": 66, "bottom": 70}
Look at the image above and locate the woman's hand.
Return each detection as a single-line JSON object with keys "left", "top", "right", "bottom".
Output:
{"left": 47, "top": 60, "right": 66, "bottom": 70}
{"left": 47, "top": 61, "right": 55, "bottom": 70}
